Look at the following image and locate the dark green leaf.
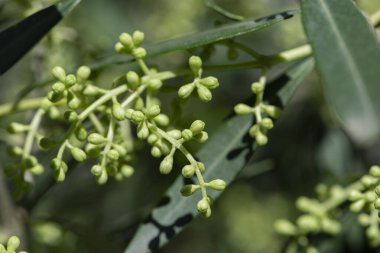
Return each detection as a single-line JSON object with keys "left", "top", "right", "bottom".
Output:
{"left": 300, "top": 0, "right": 380, "bottom": 146}
{"left": 124, "top": 59, "right": 314, "bottom": 253}
{"left": 0, "top": 0, "right": 81, "bottom": 74}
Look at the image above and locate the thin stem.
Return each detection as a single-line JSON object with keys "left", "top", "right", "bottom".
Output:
{"left": 22, "top": 109, "right": 45, "bottom": 159}
{"left": 89, "top": 113, "right": 105, "bottom": 135}
{"left": 0, "top": 98, "right": 43, "bottom": 117}
{"left": 137, "top": 59, "right": 150, "bottom": 75}
{"left": 101, "top": 118, "right": 115, "bottom": 167}
{"left": 204, "top": 0, "right": 244, "bottom": 21}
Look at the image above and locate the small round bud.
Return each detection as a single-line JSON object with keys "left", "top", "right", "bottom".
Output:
{"left": 0, "top": 244, "right": 6, "bottom": 253}
{"left": 180, "top": 184, "right": 200, "bottom": 196}
{"left": 54, "top": 168, "right": 66, "bottom": 182}
{"left": 260, "top": 118, "right": 274, "bottom": 129}
{"left": 190, "top": 120, "right": 205, "bottom": 135}
{"left": 167, "top": 129, "right": 182, "bottom": 139}
{"left": 199, "top": 76, "right": 219, "bottom": 89}
{"left": 321, "top": 218, "right": 341, "bottom": 235}
{"left": 134, "top": 97, "right": 145, "bottom": 110}
{"left": 181, "top": 129, "right": 193, "bottom": 141}
{"left": 370, "top": 165, "right": 380, "bottom": 177}
{"left": 107, "top": 149, "right": 120, "bottom": 161}
{"left": 68, "top": 96, "right": 81, "bottom": 110}
{"left": 207, "top": 179, "right": 226, "bottom": 191}
{"left": 23, "top": 155, "right": 38, "bottom": 168}
{"left": 137, "top": 122, "right": 149, "bottom": 139}
{"left": 147, "top": 105, "right": 161, "bottom": 118}
{"left": 7, "top": 122, "right": 29, "bottom": 134}
{"left": 376, "top": 186, "right": 380, "bottom": 196}
{"left": 50, "top": 158, "right": 64, "bottom": 170}
{"left": 88, "top": 133, "right": 107, "bottom": 145}
{"left": 65, "top": 74, "right": 77, "bottom": 87}
{"left": 358, "top": 214, "right": 370, "bottom": 226}
{"left": 251, "top": 81, "right": 264, "bottom": 94}
{"left": 274, "top": 219, "right": 297, "bottom": 236}
{"left": 234, "top": 103, "right": 253, "bottom": 115}
{"left": 131, "top": 111, "right": 145, "bottom": 123}
{"left": 52, "top": 82, "right": 66, "bottom": 93}
{"left": 8, "top": 146, "right": 23, "bottom": 157}
{"left": 189, "top": 56, "right": 202, "bottom": 76}
{"left": 91, "top": 164, "right": 103, "bottom": 176}
{"left": 197, "top": 162, "right": 205, "bottom": 173}
{"left": 193, "top": 131, "right": 208, "bottom": 143}
{"left": 361, "top": 175, "right": 377, "bottom": 187}
{"left": 52, "top": 66, "right": 66, "bottom": 82}
{"left": 256, "top": 131, "right": 268, "bottom": 146}
{"left": 121, "top": 165, "right": 134, "bottom": 178}
{"left": 374, "top": 198, "right": 380, "bottom": 210}
{"left": 159, "top": 155, "right": 173, "bottom": 174}
{"left": 76, "top": 66, "right": 91, "bottom": 81}
{"left": 365, "top": 191, "right": 377, "bottom": 202}
{"left": 75, "top": 127, "right": 88, "bottom": 141}
{"left": 115, "top": 42, "right": 125, "bottom": 53}
{"left": 182, "top": 165, "right": 195, "bottom": 178}
{"left": 147, "top": 134, "right": 159, "bottom": 145}
{"left": 197, "top": 198, "right": 210, "bottom": 214}
{"left": 47, "top": 91, "right": 64, "bottom": 103}
{"left": 7, "top": 236, "right": 20, "bottom": 251}
{"left": 151, "top": 146, "right": 162, "bottom": 158}
{"left": 96, "top": 170, "right": 108, "bottom": 185}
{"left": 126, "top": 71, "right": 140, "bottom": 90}
{"left": 178, "top": 83, "right": 195, "bottom": 99}
{"left": 154, "top": 114, "right": 170, "bottom": 127}
{"left": 263, "top": 105, "right": 282, "bottom": 119}
{"left": 119, "top": 33, "right": 134, "bottom": 51}
{"left": 147, "top": 78, "right": 162, "bottom": 90}
{"left": 132, "top": 47, "right": 147, "bottom": 59}
{"left": 112, "top": 102, "right": 126, "bottom": 121}
{"left": 132, "top": 30, "right": 145, "bottom": 46}
{"left": 30, "top": 164, "right": 44, "bottom": 175}
{"left": 306, "top": 247, "right": 319, "bottom": 253}
{"left": 350, "top": 199, "right": 365, "bottom": 213}
{"left": 83, "top": 85, "right": 102, "bottom": 96}
{"left": 297, "top": 215, "right": 320, "bottom": 233}
{"left": 197, "top": 85, "right": 212, "bottom": 102}
{"left": 70, "top": 147, "right": 87, "bottom": 162}
{"left": 367, "top": 226, "right": 380, "bottom": 246}
{"left": 64, "top": 110, "right": 78, "bottom": 122}
{"left": 348, "top": 190, "right": 363, "bottom": 201}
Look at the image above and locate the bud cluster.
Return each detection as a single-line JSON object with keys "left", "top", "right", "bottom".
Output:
{"left": 0, "top": 236, "right": 27, "bottom": 253}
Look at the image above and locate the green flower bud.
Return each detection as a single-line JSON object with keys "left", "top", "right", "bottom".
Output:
{"left": 376, "top": 186, "right": 380, "bottom": 196}
{"left": 54, "top": 168, "right": 66, "bottom": 182}
{"left": 68, "top": 96, "right": 81, "bottom": 110}
{"left": 249, "top": 125, "right": 259, "bottom": 138}
{"left": 64, "top": 110, "right": 78, "bottom": 122}
{"left": 52, "top": 66, "right": 66, "bottom": 82}
{"left": 350, "top": 199, "right": 365, "bottom": 213}
{"left": 115, "top": 42, "right": 125, "bottom": 53}
{"left": 23, "top": 155, "right": 38, "bottom": 168}
{"left": 39, "top": 137, "right": 57, "bottom": 150}
{"left": 107, "top": 149, "right": 120, "bottom": 161}
{"left": 182, "top": 165, "right": 195, "bottom": 178}
{"left": 199, "top": 76, "right": 219, "bottom": 89}
{"left": 30, "top": 164, "right": 44, "bottom": 175}
{"left": 112, "top": 102, "right": 126, "bottom": 121}
{"left": 251, "top": 81, "right": 264, "bottom": 94}
{"left": 75, "top": 127, "right": 88, "bottom": 141}
{"left": 88, "top": 133, "right": 107, "bottom": 145}
{"left": 151, "top": 146, "right": 162, "bottom": 158}
{"left": 7, "top": 122, "right": 29, "bottom": 134}
{"left": 234, "top": 103, "right": 253, "bottom": 115}
{"left": 178, "top": 83, "right": 195, "bottom": 99}
{"left": 182, "top": 129, "right": 193, "bottom": 141}
{"left": 193, "top": 131, "right": 209, "bottom": 143}
{"left": 321, "top": 218, "right": 341, "bottom": 235}
{"left": 132, "top": 47, "right": 147, "bottom": 59}
{"left": 262, "top": 105, "right": 282, "bottom": 119}
{"left": 197, "top": 162, "right": 205, "bottom": 173}
{"left": 207, "top": 179, "right": 226, "bottom": 191}
{"left": 147, "top": 134, "right": 159, "bottom": 145}
{"left": 370, "top": 165, "right": 380, "bottom": 177}
{"left": 106, "top": 165, "right": 118, "bottom": 176}
{"left": 297, "top": 215, "right": 320, "bottom": 233}
{"left": 256, "top": 131, "right": 268, "bottom": 146}
{"left": 76, "top": 66, "right": 91, "bottom": 81}
{"left": 70, "top": 147, "right": 87, "bottom": 162}
{"left": 47, "top": 91, "right": 64, "bottom": 103}
{"left": 121, "top": 165, "right": 134, "bottom": 178}
{"left": 0, "top": 244, "right": 5, "bottom": 253}
{"left": 8, "top": 146, "right": 23, "bottom": 157}
{"left": 97, "top": 170, "right": 108, "bottom": 184}
{"left": 197, "top": 198, "right": 210, "bottom": 214}
{"left": 358, "top": 213, "right": 370, "bottom": 226}
{"left": 50, "top": 158, "right": 65, "bottom": 170}
{"left": 132, "top": 30, "right": 145, "bottom": 46}
{"left": 274, "top": 219, "right": 297, "bottom": 236}
{"left": 91, "top": 164, "right": 103, "bottom": 176}
{"left": 260, "top": 118, "right": 274, "bottom": 129}
{"left": 134, "top": 97, "right": 145, "bottom": 110}
{"left": 374, "top": 198, "right": 380, "bottom": 210}
{"left": 7, "top": 236, "right": 20, "bottom": 251}
{"left": 147, "top": 78, "right": 162, "bottom": 90}
{"left": 180, "top": 184, "right": 200, "bottom": 196}
{"left": 361, "top": 175, "right": 377, "bottom": 187}
{"left": 306, "top": 247, "right": 319, "bottom": 253}
{"left": 147, "top": 105, "right": 161, "bottom": 118}
{"left": 112, "top": 144, "right": 127, "bottom": 156}
{"left": 154, "top": 114, "right": 170, "bottom": 127}
{"left": 167, "top": 129, "right": 182, "bottom": 139}
{"left": 190, "top": 120, "right": 205, "bottom": 135}
{"left": 159, "top": 155, "right": 173, "bottom": 174}
{"left": 137, "top": 122, "right": 149, "bottom": 139}
{"left": 348, "top": 190, "right": 363, "bottom": 201}
{"left": 189, "top": 56, "right": 202, "bottom": 76}
{"left": 126, "top": 71, "right": 140, "bottom": 90}
{"left": 83, "top": 84, "right": 102, "bottom": 96}
{"left": 197, "top": 85, "right": 212, "bottom": 102}
{"left": 48, "top": 106, "right": 60, "bottom": 119}
{"left": 119, "top": 33, "right": 134, "bottom": 51}
{"left": 365, "top": 191, "right": 377, "bottom": 202}
{"left": 52, "top": 82, "right": 66, "bottom": 93}
{"left": 65, "top": 74, "right": 77, "bottom": 87}
{"left": 131, "top": 111, "right": 145, "bottom": 123}
{"left": 367, "top": 226, "right": 380, "bottom": 246}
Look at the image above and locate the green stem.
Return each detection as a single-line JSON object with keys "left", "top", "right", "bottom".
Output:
{"left": 22, "top": 108, "right": 45, "bottom": 158}
{"left": 101, "top": 118, "right": 115, "bottom": 167}
{"left": 0, "top": 98, "right": 43, "bottom": 117}
{"left": 89, "top": 113, "right": 105, "bottom": 135}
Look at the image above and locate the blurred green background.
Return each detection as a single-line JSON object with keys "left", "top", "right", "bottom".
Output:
{"left": 1, "top": 0, "right": 380, "bottom": 252}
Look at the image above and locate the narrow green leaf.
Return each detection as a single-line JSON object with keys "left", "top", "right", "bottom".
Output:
{"left": 0, "top": 0, "right": 81, "bottom": 74}
{"left": 124, "top": 59, "right": 314, "bottom": 253}
{"left": 90, "top": 10, "right": 298, "bottom": 70}
{"left": 300, "top": 0, "right": 380, "bottom": 146}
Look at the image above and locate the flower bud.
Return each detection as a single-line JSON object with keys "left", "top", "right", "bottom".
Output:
{"left": 348, "top": 190, "right": 363, "bottom": 201}
{"left": 134, "top": 97, "right": 145, "bottom": 110}
{"left": 91, "top": 164, "right": 103, "bottom": 176}
{"left": 249, "top": 125, "right": 259, "bottom": 138}
{"left": 147, "top": 105, "right": 161, "bottom": 118}
{"left": 119, "top": 33, "right": 134, "bottom": 51}
{"left": 121, "top": 165, "right": 134, "bottom": 178}
{"left": 256, "top": 131, "right": 268, "bottom": 146}
{"left": 207, "top": 179, "right": 226, "bottom": 191}
{"left": 167, "top": 129, "right": 182, "bottom": 139}
{"left": 297, "top": 215, "right": 320, "bottom": 233}
{"left": 52, "top": 66, "right": 66, "bottom": 82}
{"left": 23, "top": 155, "right": 38, "bottom": 168}
{"left": 65, "top": 74, "right": 77, "bottom": 87}
{"left": 83, "top": 84, "right": 102, "bottom": 96}
{"left": 131, "top": 111, "right": 145, "bottom": 123}
{"left": 52, "top": 82, "right": 66, "bottom": 93}
{"left": 30, "top": 164, "right": 44, "bottom": 175}
{"left": 178, "top": 83, "right": 195, "bottom": 99}
{"left": 137, "top": 122, "right": 149, "bottom": 139}
{"left": 64, "top": 110, "right": 78, "bottom": 122}
{"left": 54, "top": 168, "right": 66, "bottom": 182}
{"left": 263, "top": 105, "right": 282, "bottom": 119}
{"left": 350, "top": 199, "right": 365, "bottom": 212}
{"left": 132, "top": 30, "right": 145, "bottom": 47}
{"left": 154, "top": 114, "right": 170, "bottom": 127}
{"left": 321, "top": 218, "right": 341, "bottom": 235}
{"left": 147, "top": 78, "right": 162, "bottom": 90}
{"left": 197, "top": 85, "right": 212, "bottom": 102}
{"left": 147, "top": 134, "right": 159, "bottom": 145}
{"left": 199, "top": 76, "right": 219, "bottom": 89}
{"left": 132, "top": 47, "right": 147, "bottom": 59}
{"left": 7, "top": 122, "right": 29, "bottom": 134}
{"left": 197, "top": 198, "right": 210, "bottom": 214}
{"left": 0, "top": 244, "right": 5, "bottom": 253}
{"left": 96, "top": 170, "right": 108, "bottom": 184}
{"left": 70, "top": 147, "right": 87, "bottom": 162}
{"left": 190, "top": 120, "right": 205, "bottom": 135}
{"left": 115, "top": 42, "right": 125, "bottom": 53}
{"left": 68, "top": 96, "right": 81, "bottom": 110}
{"left": 374, "top": 198, "right": 380, "bottom": 210}
{"left": 251, "top": 81, "right": 264, "bottom": 94}
{"left": 126, "top": 71, "right": 140, "bottom": 90}
{"left": 181, "top": 129, "right": 193, "bottom": 141}
{"left": 234, "top": 103, "right": 253, "bottom": 115}
{"left": 107, "top": 149, "right": 120, "bottom": 161}
{"left": 76, "top": 66, "right": 91, "bottom": 81}
{"left": 88, "top": 133, "right": 107, "bottom": 145}
{"left": 8, "top": 146, "right": 23, "bottom": 157}
{"left": 7, "top": 236, "right": 20, "bottom": 251}
{"left": 189, "top": 56, "right": 202, "bottom": 76}
{"left": 47, "top": 91, "right": 63, "bottom": 103}
{"left": 180, "top": 184, "right": 200, "bottom": 196}
{"left": 197, "top": 162, "right": 205, "bottom": 173}
{"left": 370, "top": 165, "right": 380, "bottom": 177}
{"left": 112, "top": 102, "right": 126, "bottom": 121}
{"left": 361, "top": 175, "right": 377, "bottom": 187}
{"left": 376, "top": 186, "right": 380, "bottom": 196}
{"left": 260, "top": 118, "right": 274, "bottom": 129}
{"left": 182, "top": 165, "right": 195, "bottom": 178}
{"left": 151, "top": 146, "right": 162, "bottom": 158}
{"left": 39, "top": 137, "right": 57, "bottom": 149}
{"left": 358, "top": 213, "right": 370, "bottom": 226}
{"left": 365, "top": 191, "right": 377, "bottom": 202}
{"left": 75, "top": 127, "right": 87, "bottom": 141}
{"left": 159, "top": 155, "right": 173, "bottom": 174}
{"left": 274, "top": 219, "right": 297, "bottom": 236}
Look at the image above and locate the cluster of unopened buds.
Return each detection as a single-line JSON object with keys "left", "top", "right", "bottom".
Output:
{"left": 0, "top": 236, "right": 26, "bottom": 253}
